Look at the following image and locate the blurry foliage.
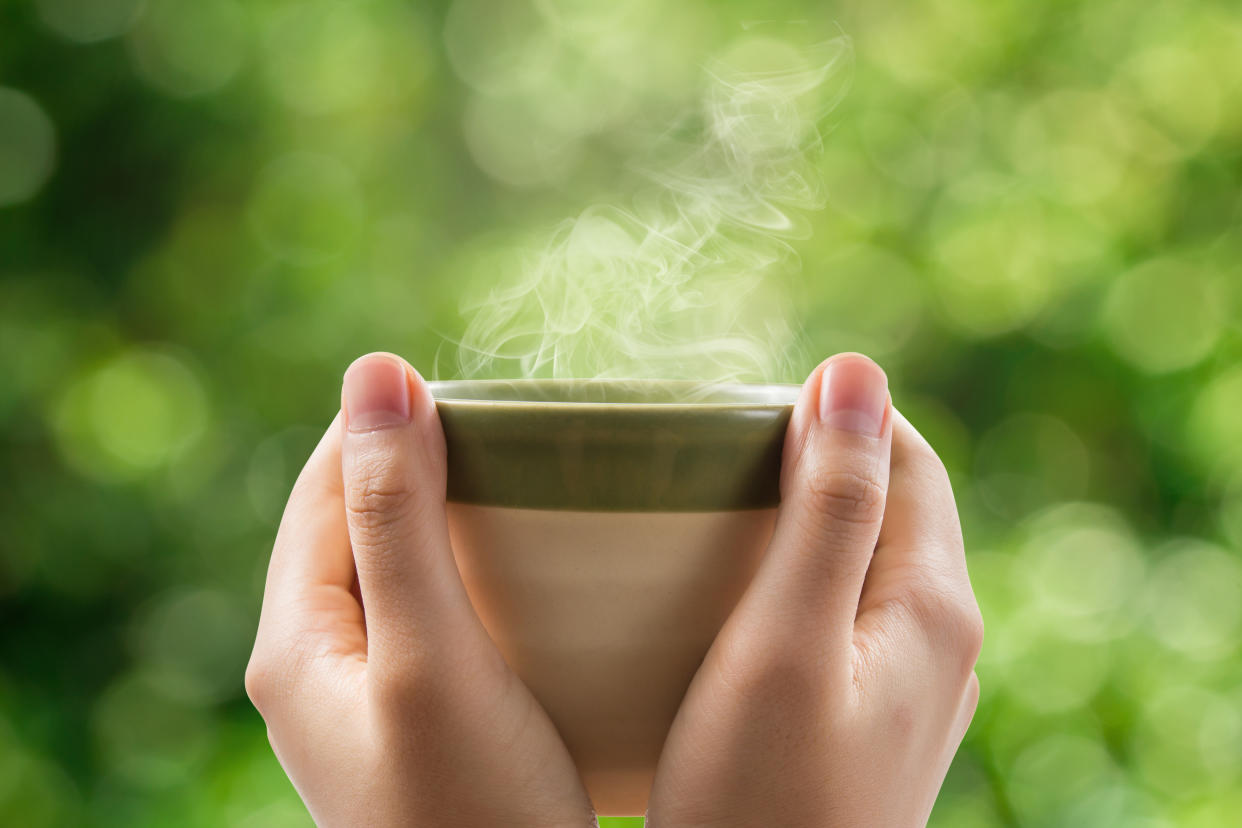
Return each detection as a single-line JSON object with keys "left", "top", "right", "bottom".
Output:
{"left": 2, "top": 0, "right": 1241, "bottom": 825}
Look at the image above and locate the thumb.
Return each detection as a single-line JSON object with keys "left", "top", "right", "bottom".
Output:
{"left": 739, "top": 354, "right": 892, "bottom": 658}
{"left": 339, "top": 353, "right": 474, "bottom": 668}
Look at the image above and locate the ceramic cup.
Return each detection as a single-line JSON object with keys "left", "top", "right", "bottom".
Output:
{"left": 428, "top": 379, "right": 799, "bottom": 816}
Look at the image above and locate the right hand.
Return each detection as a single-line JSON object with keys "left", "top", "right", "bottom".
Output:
{"left": 647, "top": 353, "right": 984, "bottom": 827}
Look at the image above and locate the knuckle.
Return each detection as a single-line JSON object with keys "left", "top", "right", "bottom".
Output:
{"left": 956, "top": 602, "right": 985, "bottom": 672}
{"left": 901, "top": 587, "right": 984, "bottom": 678}
{"left": 244, "top": 631, "right": 327, "bottom": 718}
{"left": 934, "top": 588, "right": 983, "bottom": 660}
{"left": 802, "top": 465, "right": 886, "bottom": 526}
{"left": 244, "top": 652, "right": 275, "bottom": 716}
{"left": 714, "top": 630, "right": 824, "bottom": 710}
{"left": 371, "top": 669, "right": 417, "bottom": 709}
{"left": 345, "top": 473, "right": 415, "bottom": 534}
{"left": 369, "top": 657, "right": 437, "bottom": 718}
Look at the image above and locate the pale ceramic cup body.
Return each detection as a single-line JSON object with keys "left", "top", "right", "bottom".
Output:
{"left": 429, "top": 379, "right": 798, "bottom": 816}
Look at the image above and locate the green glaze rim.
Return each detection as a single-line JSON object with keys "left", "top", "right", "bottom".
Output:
{"left": 429, "top": 379, "right": 799, "bottom": 512}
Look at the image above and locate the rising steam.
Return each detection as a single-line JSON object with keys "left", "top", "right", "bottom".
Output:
{"left": 453, "top": 32, "right": 852, "bottom": 383}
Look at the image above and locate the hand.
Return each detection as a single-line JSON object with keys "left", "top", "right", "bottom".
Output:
{"left": 646, "top": 354, "right": 983, "bottom": 827}
{"left": 245, "top": 353, "right": 595, "bottom": 828}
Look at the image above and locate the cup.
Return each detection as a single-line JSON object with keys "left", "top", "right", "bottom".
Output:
{"left": 429, "top": 378, "right": 798, "bottom": 816}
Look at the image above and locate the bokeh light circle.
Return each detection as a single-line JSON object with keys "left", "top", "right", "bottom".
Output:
{"left": 262, "top": 0, "right": 430, "bottom": 116}
{"left": 1115, "top": 46, "right": 1221, "bottom": 156}
{"left": 1187, "top": 366, "right": 1242, "bottom": 473}
{"left": 1144, "top": 539, "right": 1242, "bottom": 661}
{"left": 974, "top": 413, "right": 1089, "bottom": 519}
{"left": 1006, "top": 732, "right": 1122, "bottom": 826}
{"left": 1011, "top": 90, "right": 1126, "bottom": 205}
{"left": 1017, "top": 503, "right": 1145, "bottom": 642}
{"left": 0, "top": 88, "right": 57, "bottom": 207}
{"left": 930, "top": 203, "right": 1086, "bottom": 337}
{"left": 1101, "top": 257, "right": 1225, "bottom": 374}
{"left": 53, "top": 348, "right": 209, "bottom": 483}
{"left": 247, "top": 153, "right": 365, "bottom": 266}
{"left": 462, "top": 92, "right": 581, "bottom": 188}
{"left": 1178, "top": 792, "right": 1242, "bottom": 828}
{"left": 1132, "top": 683, "right": 1242, "bottom": 797}
{"left": 132, "top": 588, "right": 252, "bottom": 704}
{"left": 858, "top": 109, "right": 938, "bottom": 190}
{"left": 535, "top": 0, "right": 648, "bottom": 35}
{"left": 36, "top": 0, "right": 144, "bottom": 43}
{"left": 0, "top": 751, "right": 81, "bottom": 827}
{"left": 92, "top": 671, "right": 213, "bottom": 788}
{"left": 443, "top": 0, "right": 556, "bottom": 94}
{"left": 999, "top": 614, "right": 1112, "bottom": 713}
{"left": 805, "top": 243, "right": 924, "bottom": 358}
{"left": 128, "top": 0, "right": 247, "bottom": 97}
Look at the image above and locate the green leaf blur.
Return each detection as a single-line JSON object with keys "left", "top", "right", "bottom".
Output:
{"left": 2, "top": 0, "right": 1241, "bottom": 825}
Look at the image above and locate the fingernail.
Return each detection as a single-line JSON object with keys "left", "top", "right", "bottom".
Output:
{"left": 342, "top": 354, "right": 412, "bottom": 432}
{"left": 817, "top": 355, "right": 888, "bottom": 436}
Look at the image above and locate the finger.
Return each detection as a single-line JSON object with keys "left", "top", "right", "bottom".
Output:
{"left": 248, "top": 413, "right": 364, "bottom": 716}
{"left": 952, "top": 672, "right": 981, "bottom": 748}
{"left": 734, "top": 353, "right": 892, "bottom": 659}
{"left": 264, "top": 412, "right": 352, "bottom": 602}
{"left": 861, "top": 410, "right": 967, "bottom": 611}
{"left": 339, "top": 352, "right": 476, "bottom": 667}
{"left": 876, "top": 411, "right": 964, "bottom": 561}
{"left": 857, "top": 410, "right": 982, "bottom": 679}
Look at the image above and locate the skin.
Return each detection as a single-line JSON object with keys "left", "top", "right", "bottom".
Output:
{"left": 644, "top": 355, "right": 983, "bottom": 827}
{"left": 245, "top": 354, "right": 597, "bottom": 827}
{"left": 246, "top": 351, "right": 982, "bottom": 827}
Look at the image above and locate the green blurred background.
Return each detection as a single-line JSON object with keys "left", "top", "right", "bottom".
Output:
{"left": 3, "top": 0, "right": 1242, "bottom": 825}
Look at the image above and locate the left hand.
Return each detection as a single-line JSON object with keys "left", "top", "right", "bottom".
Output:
{"left": 245, "top": 353, "right": 596, "bottom": 827}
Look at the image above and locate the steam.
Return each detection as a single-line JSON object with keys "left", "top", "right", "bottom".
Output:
{"left": 453, "top": 32, "right": 852, "bottom": 383}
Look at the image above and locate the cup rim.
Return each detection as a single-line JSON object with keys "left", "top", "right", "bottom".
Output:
{"left": 428, "top": 378, "right": 801, "bottom": 409}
